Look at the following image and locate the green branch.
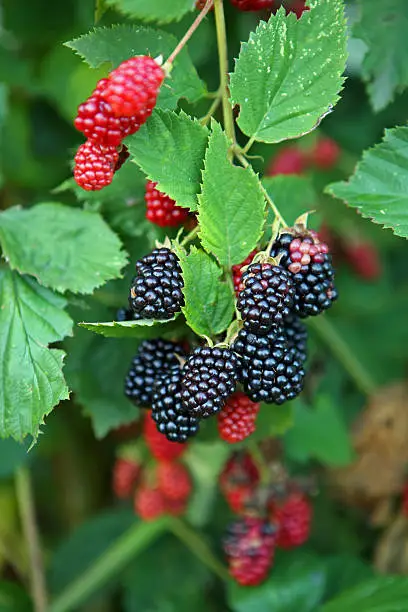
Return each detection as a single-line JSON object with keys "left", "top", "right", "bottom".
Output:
{"left": 214, "top": 0, "right": 236, "bottom": 146}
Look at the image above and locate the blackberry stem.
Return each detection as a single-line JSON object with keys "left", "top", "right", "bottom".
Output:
{"left": 308, "top": 316, "right": 377, "bottom": 396}
{"left": 181, "top": 225, "right": 200, "bottom": 246}
{"left": 249, "top": 441, "right": 270, "bottom": 484}
{"left": 214, "top": 0, "right": 236, "bottom": 148}
{"left": 165, "top": 1, "right": 214, "bottom": 67}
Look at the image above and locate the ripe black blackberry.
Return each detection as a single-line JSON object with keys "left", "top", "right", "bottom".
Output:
{"left": 232, "top": 327, "right": 304, "bottom": 404}
{"left": 237, "top": 263, "right": 295, "bottom": 333}
{"left": 116, "top": 307, "right": 143, "bottom": 322}
{"left": 271, "top": 231, "right": 337, "bottom": 318}
{"left": 181, "top": 346, "right": 240, "bottom": 418}
{"left": 129, "top": 248, "right": 184, "bottom": 320}
{"left": 284, "top": 314, "right": 308, "bottom": 364}
{"left": 125, "top": 339, "right": 186, "bottom": 408}
{"left": 152, "top": 366, "right": 200, "bottom": 442}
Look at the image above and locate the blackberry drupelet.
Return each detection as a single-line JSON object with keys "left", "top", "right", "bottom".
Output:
{"left": 152, "top": 366, "right": 200, "bottom": 443}
{"left": 181, "top": 346, "right": 240, "bottom": 418}
{"left": 129, "top": 248, "right": 184, "bottom": 320}
{"left": 116, "top": 307, "right": 143, "bottom": 322}
{"left": 232, "top": 327, "right": 305, "bottom": 404}
{"left": 237, "top": 263, "right": 295, "bottom": 333}
{"left": 124, "top": 339, "right": 186, "bottom": 408}
{"left": 284, "top": 314, "right": 308, "bottom": 364}
{"left": 271, "top": 231, "right": 338, "bottom": 318}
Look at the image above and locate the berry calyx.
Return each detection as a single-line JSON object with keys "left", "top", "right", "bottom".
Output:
{"left": 134, "top": 484, "right": 166, "bottom": 521}
{"left": 112, "top": 458, "right": 141, "bottom": 499}
{"left": 181, "top": 346, "right": 240, "bottom": 418}
{"left": 309, "top": 137, "right": 340, "bottom": 170}
{"left": 73, "top": 140, "right": 118, "bottom": 191}
{"left": 232, "top": 250, "right": 257, "bottom": 295}
{"left": 102, "top": 56, "right": 164, "bottom": 119}
{"left": 272, "top": 493, "right": 312, "bottom": 549}
{"left": 230, "top": 0, "right": 274, "bottom": 12}
{"left": 237, "top": 262, "right": 295, "bottom": 333}
{"left": 267, "top": 146, "right": 307, "bottom": 176}
{"left": 157, "top": 461, "right": 192, "bottom": 502}
{"left": 129, "top": 248, "right": 184, "bottom": 320}
{"left": 217, "top": 392, "right": 260, "bottom": 443}
{"left": 143, "top": 412, "right": 186, "bottom": 461}
{"left": 145, "top": 181, "right": 189, "bottom": 228}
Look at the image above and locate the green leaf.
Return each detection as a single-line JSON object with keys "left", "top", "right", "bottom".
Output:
{"left": 0, "top": 203, "right": 127, "bottom": 294}
{"left": 250, "top": 403, "right": 294, "bottom": 441}
{"left": 104, "top": 0, "right": 193, "bottom": 24}
{"left": 284, "top": 396, "right": 354, "bottom": 466}
{"left": 127, "top": 110, "right": 209, "bottom": 211}
{"left": 322, "top": 576, "right": 408, "bottom": 612}
{"left": 230, "top": 1, "right": 347, "bottom": 143}
{"left": 262, "top": 175, "right": 320, "bottom": 234}
{"left": 326, "top": 127, "right": 408, "bottom": 239}
{"left": 0, "top": 270, "right": 72, "bottom": 440}
{"left": 0, "top": 581, "right": 32, "bottom": 612}
{"left": 0, "top": 439, "right": 30, "bottom": 478}
{"left": 228, "top": 551, "right": 326, "bottom": 612}
{"left": 65, "top": 25, "right": 205, "bottom": 109}
{"left": 173, "top": 244, "right": 235, "bottom": 337}
{"left": 324, "top": 555, "right": 375, "bottom": 601}
{"left": 353, "top": 0, "right": 408, "bottom": 112}
{"left": 79, "top": 316, "right": 181, "bottom": 339}
{"left": 198, "top": 123, "right": 265, "bottom": 266}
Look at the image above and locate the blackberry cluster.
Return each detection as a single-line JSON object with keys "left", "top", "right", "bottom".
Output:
{"left": 233, "top": 326, "right": 305, "bottom": 404}
{"left": 124, "top": 339, "right": 186, "bottom": 408}
{"left": 152, "top": 366, "right": 200, "bottom": 442}
{"left": 237, "top": 262, "right": 295, "bottom": 333}
{"left": 129, "top": 248, "right": 184, "bottom": 320}
{"left": 180, "top": 346, "right": 241, "bottom": 418}
{"left": 271, "top": 230, "right": 338, "bottom": 318}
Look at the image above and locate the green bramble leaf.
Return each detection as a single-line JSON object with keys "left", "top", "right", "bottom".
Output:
{"left": 250, "top": 403, "right": 294, "bottom": 441}
{"left": 78, "top": 316, "right": 181, "bottom": 339}
{"left": 126, "top": 110, "right": 209, "bottom": 211}
{"left": 65, "top": 25, "right": 205, "bottom": 109}
{"left": 172, "top": 244, "right": 235, "bottom": 338}
{"left": 198, "top": 122, "right": 265, "bottom": 266}
{"left": 326, "top": 127, "right": 408, "bottom": 239}
{"left": 353, "top": 0, "right": 408, "bottom": 112}
{"left": 104, "top": 0, "right": 193, "bottom": 24}
{"left": 0, "top": 270, "right": 72, "bottom": 440}
{"left": 230, "top": 0, "right": 347, "bottom": 143}
{"left": 0, "top": 203, "right": 127, "bottom": 294}
{"left": 322, "top": 576, "right": 408, "bottom": 612}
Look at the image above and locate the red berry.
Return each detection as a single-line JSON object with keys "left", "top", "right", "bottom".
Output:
{"left": 310, "top": 137, "right": 340, "bottom": 170}
{"left": 73, "top": 140, "right": 118, "bottom": 191}
{"left": 219, "top": 452, "right": 260, "bottom": 514}
{"left": 134, "top": 485, "right": 166, "bottom": 521}
{"left": 267, "top": 146, "right": 307, "bottom": 176}
{"left": 230, "top": 0, "right": 274, "bottom": 11}
{"left": 343, "top": 241, "right": 382, "bottom": 281}
{"left": 286, "top": 0, "right": 308, "bottom": 18}
{"left": 74, "top": 79, "right": 140, "bottom": 147}
{"left": 232, "top": 250, "right": 257, "bottom": 295}
{"left": 273, "top": 493, "right": 312, "bottom": 549}
{"left": 112, "top": 458, "right": 141, "bottom": 499}
{"left": 217, "top": 392, "right": 260, "bottom": 443}
{"left": 102, "top": 56, "right": 164, "bottom": 119}
{"left": 143, "top": 412, "right": 186, "bottom": 462}
{"left": 157, "top": 461, "right": 192, "bottom": 502}
{"left": 145, "top": 181, "right": 189, "bottom": 228}
{"left": 165, "top": 498, "right": 188, "bottom": 517}
{"left": 224, "top": 518, "right": 276, "bottom": 586}
{"left": 286, "top": 230, "right": 330, "bottom": 275}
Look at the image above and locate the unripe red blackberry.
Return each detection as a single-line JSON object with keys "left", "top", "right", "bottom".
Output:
{"left": 112, "top": 458, "right": 141, "bottom": 499}
{"left": 232, "top": 250, "right": 257, "bottom": 296}
{"left": 134, "top": 484, "right": 166, "bottom": 521}
{"left": 181, "top": 346, "right": 240, "bottom": 418}
{"left": 102, "top": 56, "right": 164, "bottom": 119}
{"left": 224, "top": 518, "right": 276, "bottom": 586}
{"left": 145, "top": 181, "right": 189, "bottom": 228}
{"left": 129, "top": 248, "right": 184, "bottom": 320}
{"left": 143, "top": 412, "right": 186, "bottom": 461}
{"left": 272, "top": 493, "right": 312, "bottom": 549}
{"left": 152, "top": 366, "right": 200, "bottom": 443}
{"left": 125, "top": 339, "right": 186, "bottom": 408}
{"left": 74, "top": 79, "right": 140, "bottom": 147}
{"left": 232, "top": 326, "right": 305, "bottom": 404}
{"left": 237, "top": 262, "right": 295, "bottom": 333}
{"left": 271, "top": 230, "right": 338, "bottom": 318}
{"left": 217, "top": 392, "right": 260, "bottom": 443}
{"left": 157, "top": 461, "right": 192, "bottom": 502}
{"left": 310, "top": 137, "right": 340, "bottom": 170}
{"left": 230, "top": 0, "right": 274, "bottom": 11}
{"left": 344, "top": 240, "right": 382, "bottom": 281}
{"left": 267, "top": 146, "right": 307, "bottom": 176}
{"left": 219, "top": 452, "right": 260, "bottom": 514}
{"left": 73, "top": 140, "right": 118, "bottom": 191}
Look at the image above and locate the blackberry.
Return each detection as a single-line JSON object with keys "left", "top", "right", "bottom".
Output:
{"left": 124, "top": 339, "right": 186, "bottom": 408}
{"left": 284, "top": 314, "right": 308, "bottom": 364}
{"left": 232, "top": 327, "right": 304, "bottom": 404}
{"left": 116, "top": 307, "right": 143, "bottom": 322}
{"left": 237, "top": 263, "right": 295, "bottom": 333}
{"left": 271, "top": 231, "right": 338, "bottom": 318}
{"left": 152, "top": 366, "right": 200, "bottom": 443}
{"left": 181, "top": 346, "right": 240, "bottom": 418}
{"left": 73, "top": 140, "right": 118, "bottom": 191}
{"left": 129, "top": 248, "right": 184, "bottom": 320}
